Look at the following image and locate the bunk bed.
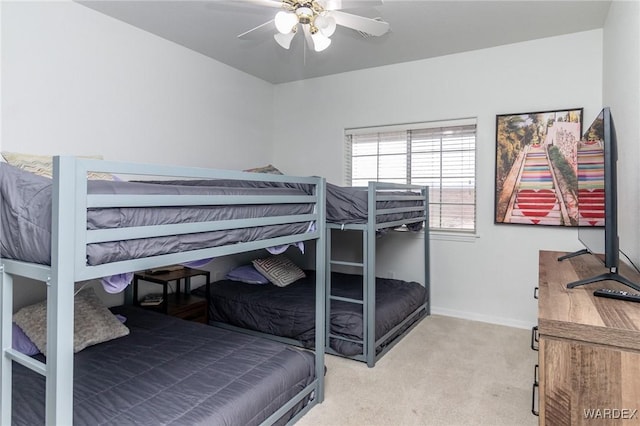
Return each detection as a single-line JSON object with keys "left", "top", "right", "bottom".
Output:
{"left": 325, "top": 182, "right": 429, "bottom": 367}
{"left": 0, "top": 157, "right": 326, "bottom": 425}
{"left": 198, "top": 181, "right": 429, "bottom": 367}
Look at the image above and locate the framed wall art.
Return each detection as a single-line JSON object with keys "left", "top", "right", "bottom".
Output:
{"left": 495, "top": 107, "right": 583, "bottom": 226}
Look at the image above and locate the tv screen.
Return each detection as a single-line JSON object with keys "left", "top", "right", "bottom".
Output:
{"left": 563, "top": 107, "right": 639, "bottom": 291}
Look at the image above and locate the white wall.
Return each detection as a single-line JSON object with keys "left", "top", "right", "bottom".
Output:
{"left": 1, "top": 1, "right": 275, "bottom": 308}
{"left": 1, "top": 1, "right": 274, "bottom": 170}
{"left": 603, "top": 0, "right": 640, "bottom": 267}
{"left": 273, "top": 30, "right": 604, "bottom": 328}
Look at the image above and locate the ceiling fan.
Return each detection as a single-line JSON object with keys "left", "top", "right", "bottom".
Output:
{"left": 237, "top": 0, "right": 390, "bottom": 52}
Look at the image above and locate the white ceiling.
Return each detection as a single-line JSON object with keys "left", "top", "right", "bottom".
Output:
{"left": 79, "top": 0, "right": 612, "bottom": 84}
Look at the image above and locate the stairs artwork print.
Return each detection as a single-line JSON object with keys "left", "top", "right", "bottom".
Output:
{"left": 494, "top": 109, "right": 584, "bottom": 226}
{"left": 507, "top": 145, "right": 563, "bottom": 225}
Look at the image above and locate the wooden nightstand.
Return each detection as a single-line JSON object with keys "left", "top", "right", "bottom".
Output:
{"left": 165, "top": 294, "right": 207, "bottom": 323}
{"left": 133, "top": 267, "right": 210, "bottom": 323}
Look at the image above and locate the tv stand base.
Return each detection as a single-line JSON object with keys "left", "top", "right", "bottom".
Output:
{"left": 566, "top": 271, "right": 640, "bottom": 292}
{"left": 556, "top": 249, "right": 589, "bottom": 262}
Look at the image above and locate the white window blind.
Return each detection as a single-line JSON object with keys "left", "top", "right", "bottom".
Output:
{"left": 346, "top": 120, "right": 476, "bottom": 232}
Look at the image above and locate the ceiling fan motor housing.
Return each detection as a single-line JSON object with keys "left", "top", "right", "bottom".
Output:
{"left": 296, "top": 7, "right": 313, "bottom": 24}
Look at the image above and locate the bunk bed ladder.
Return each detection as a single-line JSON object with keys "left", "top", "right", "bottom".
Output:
{"left": 326, "top": 237, "right": 368, "bottom": 362}
{"left": 326, "top": 183, "right": 378, "bottom": 367}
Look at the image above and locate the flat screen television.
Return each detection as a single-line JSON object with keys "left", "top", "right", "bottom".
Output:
{"left": 559, "top": 107, "right": 640, "bottom": 291}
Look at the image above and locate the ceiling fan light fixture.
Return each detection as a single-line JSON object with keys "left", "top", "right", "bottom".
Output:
{"left": 310, "top": 30, "right": 331, "bottom": 52}
{"left": 238, "top": 0, "right": 387, "bottom": 53}
{"left": 314, "top": 14, "right": 336, "bottom": 37}
{"left": 275, "top": 11, "right": 298, "bottom": 34}
{"left": 274, "top": 31, "right": 296, "bottom": 49}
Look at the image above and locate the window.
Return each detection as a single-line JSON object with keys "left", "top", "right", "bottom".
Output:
{"left": 345, "top": 119, "right": 476, "bottom": 232}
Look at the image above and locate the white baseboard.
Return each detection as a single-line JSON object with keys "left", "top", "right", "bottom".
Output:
{"left": 430, "top": 306, "right": 535, "bottom": 330}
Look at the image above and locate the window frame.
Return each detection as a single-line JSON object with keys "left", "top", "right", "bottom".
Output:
{"left": 345, "top": 118, "right": 477, "bottom": 234}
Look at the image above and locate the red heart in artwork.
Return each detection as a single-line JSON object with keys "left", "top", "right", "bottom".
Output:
{"left": 516, "top": 189, "right": 556, "bottom": 219}
{"left": 578, "top": 188, "right": 605, "bottom": 220}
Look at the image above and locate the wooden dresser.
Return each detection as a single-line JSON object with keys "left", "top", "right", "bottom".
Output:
{"left": 537, "top": 250, "right": 640, "bottom": 425}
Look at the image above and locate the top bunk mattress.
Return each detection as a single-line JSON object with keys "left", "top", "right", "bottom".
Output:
{"left": 0, "top": 163, "right": 315, "bottom": 267}
{"left": 11, "top": 305, "right": 316, "bottom": 426}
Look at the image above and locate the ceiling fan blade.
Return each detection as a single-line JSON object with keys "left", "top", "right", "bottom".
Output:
{"left": 237, "top": 19, "right": 276, "bottom": 39}
{"left": 322, "top": 0, "right": 383, "bottom": 11}
{"left": 331, "top": 10, "right": 390, "bottom": 36}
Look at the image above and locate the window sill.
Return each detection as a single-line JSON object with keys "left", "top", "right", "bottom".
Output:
{"left": 429, "top": 231, "right": 479, "bottom": 243}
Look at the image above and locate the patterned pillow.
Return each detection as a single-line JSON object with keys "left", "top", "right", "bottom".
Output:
{"left": 1, "top": 151, "right": 113, "bottom": 180}
{"left": 13, "top": 288, "right": 129, "bottom": 356}
{"left": 252, "top": 255, "right": 306, "bottom": 287}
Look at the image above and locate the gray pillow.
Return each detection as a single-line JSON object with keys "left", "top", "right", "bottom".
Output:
{"left": 252, "top": 255, "right": 305, "bottom": 287}
{"left": 13, "top": 288, "right": 129, "bottom": 356}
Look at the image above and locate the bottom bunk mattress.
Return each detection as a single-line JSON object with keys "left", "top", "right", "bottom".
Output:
{"left": 195, "top": 271, "right": 428, "bottom": 357}
{"left": 11, "top": 306, "right": 316, "bottom": 426}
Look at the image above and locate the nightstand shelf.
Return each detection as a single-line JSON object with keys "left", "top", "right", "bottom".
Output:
{"left": 133, "top": 267, "right": 210, "bottom": 323}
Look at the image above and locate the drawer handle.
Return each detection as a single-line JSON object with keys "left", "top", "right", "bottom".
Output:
{"left": 530, "top": 326, "right": 539, "bottom": 351}
{"left": 531, "top": 382, "right": 539, "bottom": 416}
{"left": 534, "top": 286, "right": 539, "bottom": 299}
{"left": 534, "top": 364, "right": 539, "bottom": 385}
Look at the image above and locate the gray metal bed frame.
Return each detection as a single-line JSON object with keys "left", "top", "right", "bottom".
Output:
{"left": 211, "top": 182, "right": 430, "bottom": 367}
{"left": 0, "top": 156, "right": 326, "bottom": 425}
{"left": 326, "top": 182, "right": 430, "bottom": 367}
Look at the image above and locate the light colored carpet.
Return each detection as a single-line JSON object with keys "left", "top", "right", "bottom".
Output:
{"left": 297, "top": 315, "right": 538, "bottom": 426}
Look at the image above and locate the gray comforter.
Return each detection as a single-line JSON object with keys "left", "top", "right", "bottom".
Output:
{"left": 196, "top": 270, "right": 428, "bottom": 356}
{"left": 11, "top": 306, "right": 316, "bottom": 426}
{"left": 136, "top": 178, "right": 426, "bottom": 226}
{"left": 0, "top": 163, "right": 313, "bottom": 266}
